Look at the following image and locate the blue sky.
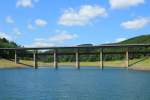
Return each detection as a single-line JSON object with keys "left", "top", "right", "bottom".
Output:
{"left": 0, "top": 0, "right": 150, "bottom": 47}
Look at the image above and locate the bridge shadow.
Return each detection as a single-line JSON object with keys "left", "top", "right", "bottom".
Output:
{"left": 2, "top": 58, "right": 34, "bottom": 68}
{"left": 18, "top": 62, "right": 34, "bottom": 68}
{"left": 129, "top": 57, "right": 149, "bottom": 67}
{"left": 6, "top": 59, "right": 14, "bottom": 62}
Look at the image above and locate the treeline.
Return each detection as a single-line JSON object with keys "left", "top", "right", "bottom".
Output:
{"left": 0, "top": 38, "right": 30, "bottom": 59}
{"left": 0, "top": 38, "right": 18, "bottom": 48}
{"left": 0, "top": 38, "right": 18, "bottom": 59}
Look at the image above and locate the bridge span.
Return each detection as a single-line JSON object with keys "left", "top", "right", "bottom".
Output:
{"left": 0, "top": 44, "right": 150, "bottom": 69}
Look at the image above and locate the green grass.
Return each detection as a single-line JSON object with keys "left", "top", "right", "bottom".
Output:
{"left": 0, "top": 57, "right": 150, "bottom": 70}
{"left": 0, "top": 59, "right": 25, "bottom": 68}
{"left": 128, "top": 58, "right": 150, "bottom": 70}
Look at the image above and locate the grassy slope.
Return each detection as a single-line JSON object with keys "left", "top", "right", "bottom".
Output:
{"left": 0, "top": 59, "right": 26, "bottom": 68}
{"left": 0, "top": 58, "right": 149, "bottom": 70}
{"left": 128, "top": 58, "right": 150, "bottom": 70}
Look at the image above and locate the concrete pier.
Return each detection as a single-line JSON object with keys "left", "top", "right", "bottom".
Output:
{"left": 126, "top": 49, "right": 129, "bottom": 67}
{"left": 76, "top": 49, "right": 80, "bottom": 69}
{"left": 15, "top": 50, "right": 17, "bottom": 64}
{"left": 54, "top": 49, "right": 58, "bottom": 69}
{"left": 33, "top": 50, "right": 38, "bottom": 69}
{"left": 100, "top": 48, "right": 104, "bottom": 69}
{"left": 15, "top": 50, "right": 19, "bottom": 64}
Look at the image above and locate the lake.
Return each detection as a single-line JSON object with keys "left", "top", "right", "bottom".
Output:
{"left": 0, "top": 67, "right": 150, "bottom": 100}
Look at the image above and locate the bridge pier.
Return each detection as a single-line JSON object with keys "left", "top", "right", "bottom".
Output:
{"left": 33, "top": 50, "right": 38, "bottom": 69}
{"left": 125, "top": 48, "right": 129, "bottom": 67}
{"left": 54, "top": 49, "right": 58, "bottom": 69}
{"left": 15, "top": 50, "right": 19, "bottom": 64}
{"left": 76, "top": 49, "right": 80, "bottom": 69}
{"left": 100, "top": 48, "right": 104, "bottom": 69}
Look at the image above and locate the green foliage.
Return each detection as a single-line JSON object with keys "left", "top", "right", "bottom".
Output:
{"left": 0, "top": 38, "right": 18, "bottom": 48}
{"left": 118, "top": 35, "right": 150, "bottom": 44}
{"left": 0, "top": 38, "right": 18, "bottom": 59}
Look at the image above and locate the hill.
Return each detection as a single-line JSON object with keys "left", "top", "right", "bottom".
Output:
{"left": 117, "top": 35, "right": 150, "bottom": 44}
{"left": 0, "top": 38, "right": 19, "bottom": 59}
{"left": 0, "top": 35, "right": 150, "bottom": 48}
{"left": 0, "top": 38, "right": 18, "bottom": 48}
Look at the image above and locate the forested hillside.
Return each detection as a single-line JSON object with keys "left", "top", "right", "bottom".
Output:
{"left": 0, "top": 38, "right": 18, "bottom": 59}
{"left": 118, "top": 35, "right": 150, "bottom": 44}
{"left": 0, "top": 38, "right": 18, "bottom": 48}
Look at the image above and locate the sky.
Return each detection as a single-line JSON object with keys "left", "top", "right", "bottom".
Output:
{"left": 0, "top": 0, "right": 150, "bottom": 47}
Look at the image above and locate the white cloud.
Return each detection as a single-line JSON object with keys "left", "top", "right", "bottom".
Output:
{"left": 5, "top": 16, "right": 14, "bottom": 24}
{"left": 49, "top": 30, "right": 78, "bottom": 42}
{"left": 26, "top": 30, "right": 78, "bottom": 47}
{"left": 35, "top": 19, "right": 47, "bottom": 27}
{"left": 0, "top": 32, "right": 12, "bottom": 40}
{"left": 109, "top": 0, "right": 145, "bottom": 9}
{"left": 121, "top": 17, "right": 150, "bottom": 29}
{"left": 115, "top": 38, "right": 126, "bottom": 42}
{"left": 29, "top": 39, "right": 55, "bottom": 47}
{"left": 13, "top": 28, "right": 22, "bottom": 35}
{"left": 16, "top": 0, "right": 39, "bottom": 8}
{"left": 58, "top": 5, "right": 107, "bottom": 26}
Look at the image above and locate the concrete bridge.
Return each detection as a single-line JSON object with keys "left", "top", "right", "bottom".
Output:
{"left": 0, "top": 44, "right": 150, "bottom": 69}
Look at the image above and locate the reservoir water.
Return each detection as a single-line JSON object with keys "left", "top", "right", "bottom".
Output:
{"left": 0, "top": 67, "right": 150, "bottom": 100}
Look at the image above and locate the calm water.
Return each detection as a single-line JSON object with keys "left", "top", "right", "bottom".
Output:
{"left": 0, "top": 67, "right": 150, "bottom": 100}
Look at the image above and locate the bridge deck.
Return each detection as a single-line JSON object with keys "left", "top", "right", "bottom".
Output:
{"left": 0, "top": 44, "right": 149, "bottom": 50}
{"left": 0, "top": 44, "right": 150, "bottom": 69}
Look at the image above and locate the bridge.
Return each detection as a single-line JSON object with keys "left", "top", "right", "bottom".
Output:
{"left": 0, "top": 44, "right": 150, "bottom": 69}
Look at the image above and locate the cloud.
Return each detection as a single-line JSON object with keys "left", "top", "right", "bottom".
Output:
{"left": 35, "top": 19, "right": 47, "bottom": 27}
{"left": 5, "top": 16, "right": 14, "bottom": 24}
{"left": 0, "top": 32, "right": 12, "bottom": 40}
{"left": 49, "top": 30, "right": 78, "bottom": 42}
{"left": 29, "top": 39, "right": 55, "bottom": 47}
{"left": 16, "top": 0, "right": 39, "bottom": 8}
{"left": 121, "top": 17, "right": 150, "bottom": 29}
{"left": 13, "top": 28, "right": 22, "bottom": 35}
{"left": 26, "top": 30, "right": 78, "bottom": 47}
{"left": 58, "top": 5, "right": 107, "bottom": 26}
{"left": 115, "top": 38, "right": 126, "bottom": 42}
{"left": 109, "top": 0, "right": 144, "bottom": 9}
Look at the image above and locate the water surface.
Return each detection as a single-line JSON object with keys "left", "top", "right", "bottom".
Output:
{"left": 0, "top": 67, "right": 150, "bottom": 100}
